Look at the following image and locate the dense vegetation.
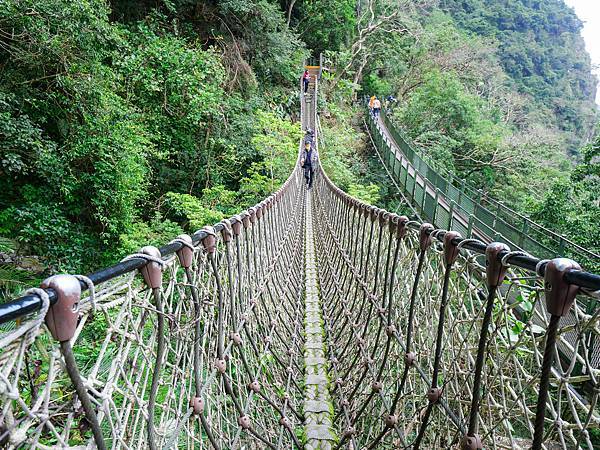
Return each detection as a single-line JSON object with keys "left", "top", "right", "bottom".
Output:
{"left": 0, "top": 0, "right": 307, "bottom": 292}
{"left": 0, "top": 0, "right": 598, "bottom": 296}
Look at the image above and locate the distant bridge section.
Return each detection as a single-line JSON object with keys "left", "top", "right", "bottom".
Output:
{"left": 365, "top": 110, "right": 599, "bottom": 269}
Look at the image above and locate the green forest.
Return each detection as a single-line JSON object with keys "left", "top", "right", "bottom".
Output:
{"left": 0, "top": 0, "right": 598, "bottom": 294}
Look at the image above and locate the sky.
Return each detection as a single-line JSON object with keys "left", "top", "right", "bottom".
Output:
{"left": 563, "top": 0, "right": 600, "bottom": 103}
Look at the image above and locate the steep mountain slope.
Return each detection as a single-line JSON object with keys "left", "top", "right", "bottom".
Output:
{"left": 440, "top": 0, "right": 598, "bottom": 150}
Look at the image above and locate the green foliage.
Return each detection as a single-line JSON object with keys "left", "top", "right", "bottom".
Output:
{"left": 530, "top": 136, "right": 600, "bottom": 271}
{"left": 162, "top": 192, "right": 224, "bottom": 233}
{"left": 0, "top": 0, "right": 306, "bottom": 277}
{"left": 118, "top": 213, "right": 183, "bottom": 256}
{"left": 440, "top": 0, "right": 597, "bottom": 144}
{"left": 347, "top": 183, "right": 380, "bottom": 205}
{"left": 291, "top": 0, "right": 356, "bottom": 54}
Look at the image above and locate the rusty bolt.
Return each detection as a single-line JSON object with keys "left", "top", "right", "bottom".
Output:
{"left": 343, "top": 426, "right": 356, "bottom": 438}
{"left": 189, "top": 397, "right": 204, "bottom": 415}
{"left": 248, "top": 380, "right": 260, "bottom": 393}
{"left": 215, "top": 359, "right": 226, "bottom": 373}
{"left": 461, "top": 434, "right": 483, "bottom": 450}
{"left": 279, "top": 417, "right": 291, "bottom": 429}
{"left": 404, "top": 352, "right": 416, "bottom": 366}
{"left": 238, "top": 415, "right": 251, "bottom": 429}
{"left": 371, "top": 381, "right": 383, "bottom": 392}
{"left": 231, "top": 332, "right": 243, "bottom": 346}
{"left": 386, "top": 325, "right": 396, "bottom": 337}
{"left": 427, "top": 387, "right": 442, "bottom": 403}
{"left": 385, "top": 414, "right": 398, "bottom": 428}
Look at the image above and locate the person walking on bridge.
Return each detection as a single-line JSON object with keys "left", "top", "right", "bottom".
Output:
{"left": 302, "top": 70, "right": 311, "bottom": 94}
{"left": 301, "top": 141, "right": 316, "bottom": 189}
{"left": 372, "top": 97, "right": 381, "bottom": 118}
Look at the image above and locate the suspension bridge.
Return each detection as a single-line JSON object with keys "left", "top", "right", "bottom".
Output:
{"left": 0, "top": 62, "right": 599, "bottom": 450}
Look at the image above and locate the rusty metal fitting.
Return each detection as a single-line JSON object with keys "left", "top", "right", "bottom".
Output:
{"left": 286, "top": 348, "right": 293, "bottom": 356}
{"left": 279, "top": 417, "right": 291, "bottom": 429}
{"left": 485, "top": 242, "right": 510, "bottom": 288}
{"left": 201, "top": 227, "right": 217, "bottom": 254}
{"left": 419, "top": 223, "right": 434, "bottom": 251}
{"left": 335, "top": 377, "right": 343, "bottom": 386}
{"left": 378, "top": 306, "right": 386, "bottom": 315}
{"left": 231, "top": 332, "right": 243, "bottom": 346}
{"left": 175, "top": 234, "right": 194, "bottom": 269}
{"left": 385, "top": 325, "right": 396, "bottom": 337}
{"left": 241, "top": 212, "right": 250, "bottom": 228}
{"left": 404, "top": 352, "right": 416, "bottom": 366}
{"left": 394, "top": 215, "right": 409, "bottom": 239}
{"left": 248, "top": 207, "right": 257, "bottom": 224}
{"left": 544, "top": 258, "right": 581, "bottom": 316}
{"left": 356, "top": 337, "right": 365, "bottom": 347}
{"left": 220, "top": 221, "right": 233, "bottom": 243}
{"left": 283, "top": 392, "right": 290, "bottom": 400}
{"left": 427, "top": 387, "right": 442, "bottom": 403}
{"left": 41, "top": 274, "right": 82, "bottom": 342}
{"left": 461, "top": 434, "right": 483, "bottom": 450}
{"left": 214, "top": 359, "right": 226, "bottom": 373}
{"left": 343, "top": 427, "right": 356, "bottom": 438}
{"left": 341, "top": 399, "right": 349, "bottom": 407}
{"left": 371, "top": 381, "right": 383, "bottom": 392}
{"left": 232, "top": 216, "right": 243, "bottom": 236}
{"left": 248, "top": 380, "right": 260, "bottom": 393}
{"left": 443, "top": 231, "right": 461, "bottom": 267}
{"left": 139, "top": 246, "right": 163, "bottom": 289}
{"left": 265, "top": 335, "right": 272, "bottom": 345}
{"left": 384, "top": 414, "right": 398, "bottom": 428}
{"left": 238, "top": 415, "right": 251, "bottom": 430}
{"left": 270, "top": 319, "right": 277, "bottom": 327}
{"left": 189, "top": 397, "right": 204, "bottom": 415}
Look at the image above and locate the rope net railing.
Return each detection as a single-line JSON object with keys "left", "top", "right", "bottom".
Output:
{"left": 0, "top": 164, "right": 308, "bottom": 448}
{"left": 312, "top": 163, "right": 600, "bottom": 449}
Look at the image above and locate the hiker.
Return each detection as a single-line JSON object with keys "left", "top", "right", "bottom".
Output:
{"left": 372, "top": 97, "right": 381, "bottom": 118}
{"left": 304, "top": 127, "right": 315, "bottom": 147}
{"left": 302, "top": 70, "right": 311, "bottom": 93}
{"left": 368, "top": 95, "right": 376, "bottom": 112}
{"left": 301, "top": 141, "right": 315, "bottom": 189}
{"left": 386, "top": 94, "right": 396, "bottom": 108}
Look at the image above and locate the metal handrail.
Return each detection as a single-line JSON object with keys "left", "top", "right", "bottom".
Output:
{"left": 372, "top": 108, "right": 599, "bottom": 267}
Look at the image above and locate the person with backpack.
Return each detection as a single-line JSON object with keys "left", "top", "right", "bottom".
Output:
{"left": 302, "top": 70, "right": 311, "bottom": 94}
{"left": 301, "top": 141, "right": 315, "bottom": 189}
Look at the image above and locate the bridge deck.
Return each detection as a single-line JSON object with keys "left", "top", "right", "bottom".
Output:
{"left": 303, "top": 192, "right": 336, "bottom": 448}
